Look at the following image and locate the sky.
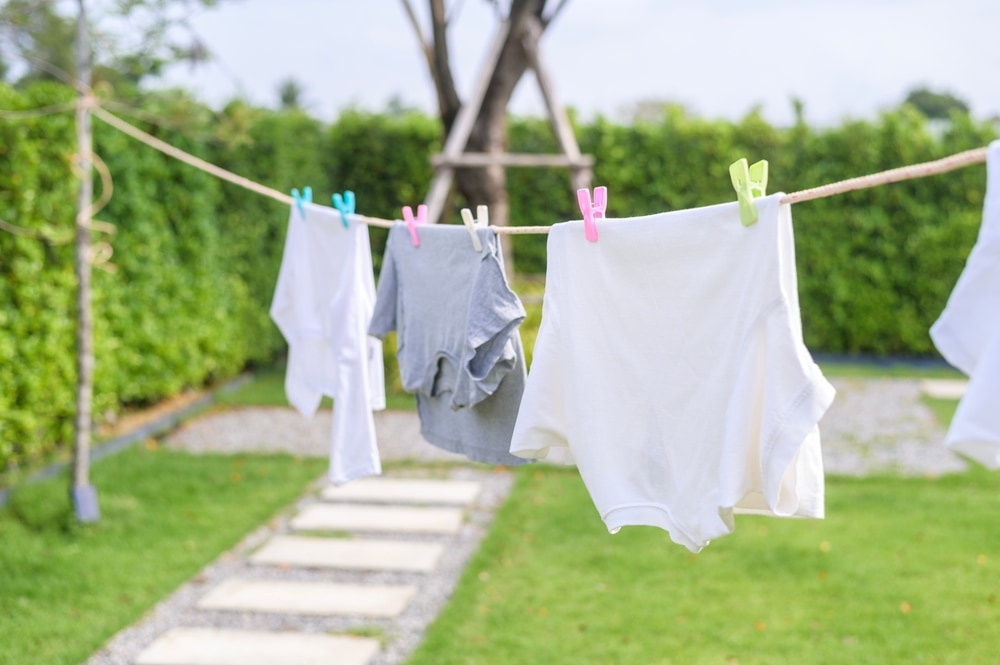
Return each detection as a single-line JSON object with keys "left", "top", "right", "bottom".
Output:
{"left": 152, "top": 0, "right": 1000, "bottom": 127}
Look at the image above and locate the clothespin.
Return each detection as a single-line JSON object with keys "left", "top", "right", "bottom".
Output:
{"left": 402, "top": 204, "right": 427, "bottom": 248}
{"left": 729, "top": 158, "right": 769, "bottom": 226}
{"left": 577, "top": 186, "right": 608, "bottom": 243}
{"left": 459, "top": 205, "right": 489, "bottom": 252}
{"left": 332, "top": 190, "right": 355, "bottom": 229}
{"left": 291, "top": 186, "right": 312, "bottom": 219}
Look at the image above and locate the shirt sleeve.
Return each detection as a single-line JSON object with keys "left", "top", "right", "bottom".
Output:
{"left": 368, "top": 230, "right": 399, "bottom": 339}
{"left": 357, "top": 224, "right": 386, "bottom": 411}
{"left": 452, "top": 233, "right": 527, "bottom": 409}
{"left": 269, "top": 210, "right": 323, "bottom": 417}
{"left": 508, "top": 288, "right": 569, "bottom": 460}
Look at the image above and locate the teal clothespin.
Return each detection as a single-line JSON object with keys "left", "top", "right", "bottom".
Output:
{"left": 291, "top": 186, "right": 312, "bottom": 219}
{"left": 332, "top": 190, "right": 355, "bottom": 229}
{"left": 729, "top": 158, "right": 768, "bottom": 226}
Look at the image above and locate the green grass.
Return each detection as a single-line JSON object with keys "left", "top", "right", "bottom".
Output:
{"left": 818, "top": 360, "right": 964, "bottom": 380}
{"left": 220, "top": 363, "right": 416, "bottom": 410}
{"left": 923, "top": 395, "right": 961, "bottom": 428}
{"left": 405, "top": 466, "right": 1000, "bottom": 665}
{"left": 0, "top": 446, "right": 326, "bottom": 665}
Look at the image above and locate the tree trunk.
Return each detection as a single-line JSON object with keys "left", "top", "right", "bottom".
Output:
{"left": 406, "top": 0, "right": 557, "bottom": 275}
{"left": 448, "top": 0, "right": 544, "bottom": 275}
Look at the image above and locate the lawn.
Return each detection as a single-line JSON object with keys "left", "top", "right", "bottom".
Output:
{"left": 0, "top": 446, "right": 326, "bottom": 665}
{"left": 220, "top": 361, "right": 417, "bottom": 410}
{"left": 405, "top": 465, "right": 1000, "bottom": 665}
{"left": 402, "top": 361, "right": 988, "bottom": 665}
{"left": 0, "top": 356, "right": 974, "bottom": 665}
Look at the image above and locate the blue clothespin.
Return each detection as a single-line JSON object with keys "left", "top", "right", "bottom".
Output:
{"left": 291, "top": 186, "right": 312, "bottom": 219}
{"left": 729, "top": 159, "right": 768, "bottom": 226}
{"left": 332, "top": 190, "right": 355, "bottom": 229}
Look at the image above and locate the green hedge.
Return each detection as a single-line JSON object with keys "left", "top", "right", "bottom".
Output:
{"left": 1, "top": 82, "right": 997, "bottom": 474}
{"left": 0, "top": 83, "right": 79, "bottom": 474}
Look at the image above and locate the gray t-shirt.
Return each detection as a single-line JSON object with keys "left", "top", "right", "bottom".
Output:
{"left": 369, "top": 223, "right": 530, "bottom": 465}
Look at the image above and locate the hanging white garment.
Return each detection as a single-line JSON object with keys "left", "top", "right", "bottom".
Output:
{"left": 930, "top": 140, "right": 1000, "bottom": 468}
{"left": 270, "top": 203, "right": 386, "bottom": 485}
{"left": 510, "top": 194, "right": 835, "bottom": 553}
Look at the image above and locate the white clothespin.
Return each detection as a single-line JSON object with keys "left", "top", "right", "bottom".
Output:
{"left": 460, "top": 205, "right": 489, "bottom": 252}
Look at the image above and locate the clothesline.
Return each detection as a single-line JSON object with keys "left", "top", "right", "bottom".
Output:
{"left": 89, "top": 103, "right": 989, "bottom": 234}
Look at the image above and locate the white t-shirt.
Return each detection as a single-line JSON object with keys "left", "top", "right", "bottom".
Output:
{"left": 270, "top": 203, "right": 386, "bottom": 485}
{"left": 930, "top": 140, "right": 1000, "bottom": 468}
{"left": 509, "top": 194, "right": 835, "bottom": 553}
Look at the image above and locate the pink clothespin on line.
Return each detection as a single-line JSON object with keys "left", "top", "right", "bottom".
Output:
{"left": 402, "top": 204, "right": 427, "bottom": 247}
{"left": 577, "top": 186, "right": 607, "bottom": 243}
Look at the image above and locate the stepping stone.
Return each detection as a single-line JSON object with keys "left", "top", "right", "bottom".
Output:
{"left": 322, "top": 478, "right": 481, "bottom": 505}
{"left": 134, "top": 627, "right": 379, "bottom": 665}
{"left": 250, "top": 535, "right": 444, "bottom": 572}
{"left": 291, "top": 503, "right": 464, "bottom": 534}
{"left": 920, "top": 378, "right": 968, "bottom": 399}
{"left": 197, "top": 578, "right": 416, "bottom": 617}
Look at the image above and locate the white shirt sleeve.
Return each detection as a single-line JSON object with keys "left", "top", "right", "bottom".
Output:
{"left": 930, "top": 140, "right": 1000, "bottom": 468}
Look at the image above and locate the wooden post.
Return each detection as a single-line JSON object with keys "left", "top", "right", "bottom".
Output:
{"left": 521, "top": 14, "right": 592, "bottom": 192}
{"left": 425, "top": 16, "right": 593, "bottom": 223}
{"left": 71, "top": 0, "right": 99, "bottom": 523}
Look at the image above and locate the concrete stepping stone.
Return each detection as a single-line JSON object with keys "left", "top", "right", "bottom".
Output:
{"left": 920, "top": 378, "right": 968, "bottom": 399}
{"left": 250, "top": 535, "right": 444, "bottom": 572}
{"left": 321, "top": 478, "right": 481, "bottom": 505}
{"left": 197, "top": 578, "right": 416, "bottom": 617}
{"left": 134, "top": 627, "right": 379, "bottom": 665}
{"left": 291, "top": 503, "right": 464, "bottom": 534}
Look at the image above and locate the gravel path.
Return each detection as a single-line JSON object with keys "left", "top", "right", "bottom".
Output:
{"left": 85, "top": 377, "right": 966, "bottom": 665}
{"left": 164, "top": 377, "right": 967, "bottom": 477}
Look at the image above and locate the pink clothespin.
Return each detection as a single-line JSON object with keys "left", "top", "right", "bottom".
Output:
{"left": 402, "top": 204, "right": 427, "bottom": 247}
{"left": 577, "top": 186, "right": 607, "bottom": 243}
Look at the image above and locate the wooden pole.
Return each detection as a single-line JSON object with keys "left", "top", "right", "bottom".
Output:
{"left": 71, "top": 0, "right": 99, "bottom": 523}
{"left": 521, "top": 15, "right": 591, "bottom": 192}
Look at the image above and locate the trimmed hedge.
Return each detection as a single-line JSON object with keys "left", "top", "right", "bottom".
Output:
{"left": 1, "top": 83, "right": 997, "bottom": 474}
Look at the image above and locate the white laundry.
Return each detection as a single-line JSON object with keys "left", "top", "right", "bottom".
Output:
{"left": 930, "top": 140, "right": 1000, "bottom": 468}
{"left": 509, "top": 194, "right": 835, "bottom": 553}
{"left": 270, "top": 203, "right": 386, "bottom": 485}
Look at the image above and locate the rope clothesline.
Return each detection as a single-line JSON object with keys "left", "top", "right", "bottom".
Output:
{"left": 87, "top": 103, "right": 989, "bottom": 234}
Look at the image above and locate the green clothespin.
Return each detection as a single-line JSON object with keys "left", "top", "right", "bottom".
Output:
{"left": 729, "top": 158, "right": 769, "bottom": 226}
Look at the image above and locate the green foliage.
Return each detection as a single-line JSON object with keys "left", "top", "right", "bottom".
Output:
{"left": 1, "top": 82, "right": 997, "bottom": 473}
{"left": 0, "top": 84, "right": 324, "bottom": 475}
{"left": 904, "top": 86, "right": 971, "bottom": 120}
{"left": 0, "top": 0, "right": 227, "bottom": 88}
{"left": 323, "top": 108, "right": 441, "bottom": 272}
{"left": 0, "top": 82, "right": 78, "bottom": 471}
{"left": 508, "top": 105, "right": 995, "bottom": 356}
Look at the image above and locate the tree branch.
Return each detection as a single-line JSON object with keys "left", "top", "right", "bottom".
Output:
{"left": 429, "top": 0, "right": 462, "bottom": 128}
{"left": 542, "top": 0, "right": 570, "bottom": 28}
{"left": 399, "top": 0, "right": 433, "bottom": 67}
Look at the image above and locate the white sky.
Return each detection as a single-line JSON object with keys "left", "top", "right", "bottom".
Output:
{"left": 154, "top": 0, "right": 1000, "bottom": 126}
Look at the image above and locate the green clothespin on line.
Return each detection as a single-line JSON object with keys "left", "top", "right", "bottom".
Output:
{"left": 729, "top": 158, "right": 768, "bottom": 226}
